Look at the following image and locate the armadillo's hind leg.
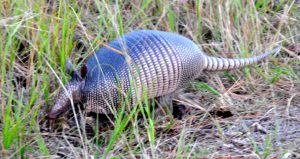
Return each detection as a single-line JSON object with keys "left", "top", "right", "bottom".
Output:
{"left": 155, "top": 92, "right": 188, "bottom": 120}
{"left": 154, "top": 93, "right": 176, "bottom": 118}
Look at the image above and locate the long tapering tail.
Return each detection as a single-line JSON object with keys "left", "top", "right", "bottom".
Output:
{"left": 203, "top": 45, "right": 282, "bottom": 71}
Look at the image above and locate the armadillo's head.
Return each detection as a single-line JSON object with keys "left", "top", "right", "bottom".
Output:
{"left": 47, "top": 59, "right": 88, "bottom": 119}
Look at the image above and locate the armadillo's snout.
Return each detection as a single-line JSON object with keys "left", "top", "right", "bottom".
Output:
{"left": 47, "top": 91, "right": 72, "bottom": 119}
{"left": 47, "top": 103, "right": 67, "bottom": 119}
{"left": 47, "top": 80, "right": 82, "bottom": 119}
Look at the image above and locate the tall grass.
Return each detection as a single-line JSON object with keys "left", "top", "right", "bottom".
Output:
{"left": 1, "top": 0, "right": 299, "bottom": 158}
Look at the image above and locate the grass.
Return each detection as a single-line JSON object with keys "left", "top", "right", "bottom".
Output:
{"left": 1, "top": 0, "right": 300, "bottom": 158}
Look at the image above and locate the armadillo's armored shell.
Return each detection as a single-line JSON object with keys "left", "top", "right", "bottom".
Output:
{"left": 82, "top": 30, "right": 206, "bottom": 114}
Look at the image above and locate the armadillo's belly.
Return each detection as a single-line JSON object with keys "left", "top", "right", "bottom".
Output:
{"left": 84, "top": 30, "right": 206, "bottom": 114}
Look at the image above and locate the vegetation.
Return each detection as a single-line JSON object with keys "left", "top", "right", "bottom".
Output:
{"left": 1, "top": 0, "right": 299, "bottom": 158}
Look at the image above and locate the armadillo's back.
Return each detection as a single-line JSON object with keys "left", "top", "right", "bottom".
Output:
{"left": 83, "top": 30, "right": 206, "bottom": 114}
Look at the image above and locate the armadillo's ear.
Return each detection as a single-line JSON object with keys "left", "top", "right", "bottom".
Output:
{"left": 66, "top": 59, "right": 72, "bottom": 73}
{"left": 66, "top": 59, "right": 82, "bottom": 81}
{"left": 80, "top": 64, "right": 88, "bottom": 79}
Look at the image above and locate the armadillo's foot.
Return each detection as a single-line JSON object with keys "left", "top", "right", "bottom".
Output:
{"left": 172, "top": 104, "right": 188, "bottom": 120}
{"left": 40, "top": 117, "right": 67, "bottom": 132}
{"left": 154, "top": 103, "right": 188, "bottom": 120}
{"left": 84, "top": 113, "right": 114, "bottom": 132}
{"left": 85, "top": 116, "right": 96, "bottom": 128}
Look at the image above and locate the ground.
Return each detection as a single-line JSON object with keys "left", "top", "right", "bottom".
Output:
{"left": 0, "top": 0, "right": 300, "bottom": 158}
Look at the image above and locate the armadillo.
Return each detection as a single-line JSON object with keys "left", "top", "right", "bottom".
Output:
{"left": 47, "top": 30, "right": 281, "bottom": 119}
